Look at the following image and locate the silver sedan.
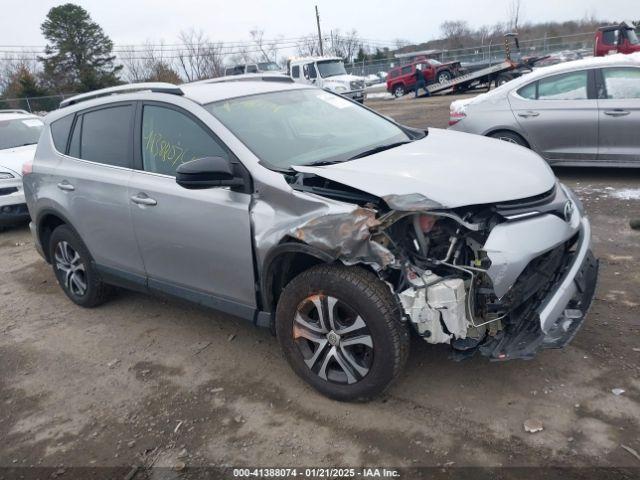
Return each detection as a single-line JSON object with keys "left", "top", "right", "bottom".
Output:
{"left": 449, "top": 53, "right": 640, "bottom": 167}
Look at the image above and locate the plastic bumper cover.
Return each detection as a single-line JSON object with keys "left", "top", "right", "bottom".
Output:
{"left": 479, "top": 217, "right": 598, "bottom": 361}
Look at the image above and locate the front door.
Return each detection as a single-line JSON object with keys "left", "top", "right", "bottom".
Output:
{"left": 128, "top": 103, "right": 257, "bottom": 315}
{"left": 510, "top": 69, "right": 599, "bottom": 162}
{"left": 597, "top": 67, "right": 640, "bottom": 165}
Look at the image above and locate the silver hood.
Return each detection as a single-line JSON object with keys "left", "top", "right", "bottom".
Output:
{"left": 294, "top": 128, "right": 556, "bottom": 209}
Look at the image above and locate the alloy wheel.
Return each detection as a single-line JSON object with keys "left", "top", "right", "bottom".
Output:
{"left": 293, "top": 294, "right": 374, "bottom": 385}
{"left": 497, "top": 136, "right": 518, "bottom": 144}
{"left": 54, "top": 241, "right": 87, "bottom": 297}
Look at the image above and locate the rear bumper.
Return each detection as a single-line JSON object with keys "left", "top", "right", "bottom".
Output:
{"left": 479, "top": 217, "right": 598, "bottom": 360}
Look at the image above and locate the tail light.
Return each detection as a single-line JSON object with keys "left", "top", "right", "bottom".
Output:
{"left": 448, "top": 111, "right": 466, "bottom": 126}
{"left": 22, "top": 160, "right": 33, "bottom": 176}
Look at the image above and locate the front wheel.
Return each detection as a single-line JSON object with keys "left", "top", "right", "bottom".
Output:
{"left": 275, "top": 264, "right": 410, "bottom": 401}
{"left": 437, "top": 70, "right": 452, "bottom": 84}
{"left": 393, "top": 84, "right": 405, "bottom": 97}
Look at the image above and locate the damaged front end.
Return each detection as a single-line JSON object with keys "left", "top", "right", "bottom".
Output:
{"left": 281, "top": 173, "right": 598, "bottom": 361}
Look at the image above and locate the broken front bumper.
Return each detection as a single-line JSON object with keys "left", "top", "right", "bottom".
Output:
{"left": 0, "top": 181, "right": 29, "bottom": 226}
{"left": 480, "top": 216, "right": 599, "bottom": 360}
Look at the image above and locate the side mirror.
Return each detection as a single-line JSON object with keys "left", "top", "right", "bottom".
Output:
{"left": 176, "top": 156, "right": 243, "bottom": 189}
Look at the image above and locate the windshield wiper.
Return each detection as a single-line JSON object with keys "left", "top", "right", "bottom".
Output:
{"left": 347, "top": 141, "right": 412, "bottom": 160}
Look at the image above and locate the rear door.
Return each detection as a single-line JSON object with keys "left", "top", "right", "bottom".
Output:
{"left": 509, "top": 69, "right": 599, "bottom": 162}
{"left": 128, "top": 102, "right": 257, "bottom": 315}
{"left": 597, "top": 67, "right": 640, "bottom": 164}
{"left": 54, "top": 103, "right": 145, "bottom": 279}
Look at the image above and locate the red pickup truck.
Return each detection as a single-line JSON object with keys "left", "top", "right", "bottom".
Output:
{"left": 386, "top": 58, "right": 463, "bottom": 97}
{"left": 594, "top": 21, "right": 640, "bottom": 56}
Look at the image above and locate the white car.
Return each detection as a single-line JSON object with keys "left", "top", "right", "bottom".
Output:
{"left": 0, "top": 110, "right": 43, "bottom": 229}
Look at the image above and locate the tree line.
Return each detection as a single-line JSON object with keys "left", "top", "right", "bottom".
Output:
{"left": 1, "top": 2, "right": 637, "bottom": 111}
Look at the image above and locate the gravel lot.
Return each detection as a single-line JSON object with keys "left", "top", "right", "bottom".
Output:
{"left": 2, "top": 93, "right": 640, "bottom": 476}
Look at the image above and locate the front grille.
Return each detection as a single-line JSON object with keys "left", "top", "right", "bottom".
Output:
{"left": 0, "top": 187, "right": 19, "bottom": 196}
{"left": 495, "top": 185, "right": 557, "bottom": 213}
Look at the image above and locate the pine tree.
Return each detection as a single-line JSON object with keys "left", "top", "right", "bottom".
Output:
{"left": 39, "top": 3, "right": 122, "bottom": 93}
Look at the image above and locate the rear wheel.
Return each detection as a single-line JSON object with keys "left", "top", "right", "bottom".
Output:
{"left": 49, "top": 225, "right": 112, "bottom": 308}
{"left": 489, "top": 130, "right": 528, "bottom": 147}
{"left": 275, "top": 264, "right": 410, "bottom": 401}
{"left": 393, "top": 84, "right": 406, "bottom": 97}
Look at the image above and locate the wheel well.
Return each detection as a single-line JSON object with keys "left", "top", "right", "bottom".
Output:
{"left": 486, "top": 129, "right": 530, "bottom": 148}
{"left": 38, "top": 213, "right": 66, "bottom": 262}
{"left": 263, "top": 251, "right": 326, "bottom": 314}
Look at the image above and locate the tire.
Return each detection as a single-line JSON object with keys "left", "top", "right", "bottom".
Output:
{"left": 489, "top": 130, "right": 529, "bottom": 147}
{"left": 275, "top": 264, "right": 410, "bottom": 401}
{"left": 393, "top": 84, "right": 405, "bottom": 97}
{"left": 437, "top": 70, "right": 452, "bottom": 84}
{"left": 496, "top": 73, "right": 514, "bottom": 86}
{"left": 49, "top": 224, "right": 112, "bottom": 308}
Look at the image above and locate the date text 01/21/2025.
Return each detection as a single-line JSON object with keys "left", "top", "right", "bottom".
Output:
{"left": 232, "top": 468, "right": 401, "bottom": 478}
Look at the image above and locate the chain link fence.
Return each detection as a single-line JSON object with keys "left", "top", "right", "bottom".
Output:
{"left": 0, "top": 94, "right": 75, "bottom": 114}
{"left": 345, "top": 31, "right": 596, "bottom": 76}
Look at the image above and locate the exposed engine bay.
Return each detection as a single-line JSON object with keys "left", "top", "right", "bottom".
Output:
{"left": 284, "top": 171, "right": 594, "bottom": 360}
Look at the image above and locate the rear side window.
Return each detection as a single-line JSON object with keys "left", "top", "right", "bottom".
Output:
{"left": 79, "top": 105, "right": 133, "bottom": 167}
{"left": 246, "top": 64, "right": 258, "bottom": 73}
{"left": 401, "top": 66, "right": 412, "bottom": 75}
{"left": 602, "top": 68, "right": 640, "bottom": 99}
{"left": 292, "top": 65, "right": 300, "bottom": 78}
{"left": 537, "top": 71, "right": 588, "bottom": 100}
{"left": 517, "top": 82, "right": 537, "bottom": 99}
{"left": 50, "top": 115, "right": 73, "bottom": 153}
{"left": 141, "top": 105, "right": 228, "bottom": 176}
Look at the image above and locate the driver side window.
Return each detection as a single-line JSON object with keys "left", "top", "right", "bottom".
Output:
{"left": 141, "top": 105, "right": 228, "bottom": 176}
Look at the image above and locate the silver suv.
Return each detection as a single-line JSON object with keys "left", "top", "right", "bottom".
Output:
{"left": 24, "top": 78, "right": 598, "bottom": 401}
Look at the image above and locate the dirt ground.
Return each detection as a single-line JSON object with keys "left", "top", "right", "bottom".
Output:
{"left": 2, "top": 93, "right": 640, "bottom": 477}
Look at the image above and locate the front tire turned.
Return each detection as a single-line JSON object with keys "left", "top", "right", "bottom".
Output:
{"left": 275, "top": 264, "right": 410, "bottom": 401}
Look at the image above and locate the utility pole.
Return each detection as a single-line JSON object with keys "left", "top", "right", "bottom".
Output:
{"left": 315, "top": 5, "right": 324, "bottom": 56}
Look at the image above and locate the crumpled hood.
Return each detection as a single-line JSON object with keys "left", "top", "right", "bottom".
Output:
{"left": 294, "top": 128, "right": 556, "bottom": 209}
{"left": 0, "top": 144, "right": 37, "bottom": 177}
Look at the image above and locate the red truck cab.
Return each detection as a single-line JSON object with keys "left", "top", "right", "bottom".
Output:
{"left": 386, "top": 57, "right": 462, "bottom": 97}
{"left": 595, "top": 21, "right": 640, "bottom": 56}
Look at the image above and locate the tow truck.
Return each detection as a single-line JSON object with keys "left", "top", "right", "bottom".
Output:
{"left": 422, "top": 34, "right": 545, "bottom": 95}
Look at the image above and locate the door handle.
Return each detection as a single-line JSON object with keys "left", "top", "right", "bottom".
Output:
{"left": 604, "top": 109, "right": 630, "bottom": 117}
{"left": 518, "top": 111, "right": 540, "bottom": 118}
{"left": 131, "top": 194, "right": 157, "bottom": 206}
{"left": 57, "top": 182, "right": 75, "bottom": 191}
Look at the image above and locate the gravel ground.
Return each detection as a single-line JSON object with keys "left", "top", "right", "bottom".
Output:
{"left": 1, "top": 93, "right": 640, "bottom": 476}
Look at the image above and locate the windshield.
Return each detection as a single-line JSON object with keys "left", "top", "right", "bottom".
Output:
{"left": 0, "top": 117, "right": 43, "bottom": 150}
{"left": 317, "top": 60, "right": 347, "bottom": 78}
{"left": 626, "top": 28, "right": 639, "bottom": 45}
{"left": 258, "top": 62, "right": 281, "bottom": 71}
{"left": 205, "top": 89, "right": 410, "bottom": 170}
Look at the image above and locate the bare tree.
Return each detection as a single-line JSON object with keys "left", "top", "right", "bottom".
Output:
{"left": 440, "top": 20, "right": 472, "bottom": 49}
{"left": 328, "top": 29, "right": 362, "bottom": 62}
{"left": 176, "top": 29, "right": 225, "bottom": 82}
{"left": 249, "top": 29, "right": 282, "bottom": 63}
{"left": 507, "top": 0, "right": 523, "bottom": 31}
{"left": 296, "top": 34, "right": 322, "bottom": 57}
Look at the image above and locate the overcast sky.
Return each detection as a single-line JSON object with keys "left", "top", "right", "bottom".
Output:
{"left": 1, "top": 0, "right": 635, "bottom": 48}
